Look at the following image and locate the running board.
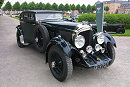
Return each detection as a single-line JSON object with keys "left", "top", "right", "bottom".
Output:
{"left": 23, "top": 43, "right": 30, "bottom": 46}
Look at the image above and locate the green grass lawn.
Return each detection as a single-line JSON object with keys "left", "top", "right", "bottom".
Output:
{"left": 110, "top": 29, "right": 130, "bottom": 36}
{"left": 64, "top": 16, "right": 71, "bottom": 19}
{"left": 12, "top": 16, "right": 19, "bottom": 20}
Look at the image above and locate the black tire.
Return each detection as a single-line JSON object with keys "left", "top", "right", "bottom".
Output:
{"left": 48, "top": 45, "right": 73, "bottom": 82}
{"left": 107, "top": 43, "right": 115, "bottom": 66}
{"left": 116, "top": 29, "right": 124, "bottom": 34}
{"left": 34, "top": 25, "right": 50, "bottom": 53}
{"left": 16, "top": 29, "right": 25, "bottom": 48}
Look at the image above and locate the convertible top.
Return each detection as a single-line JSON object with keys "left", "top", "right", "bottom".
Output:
{"left": 22, "top": 10, "right": 63, "bottom": 13}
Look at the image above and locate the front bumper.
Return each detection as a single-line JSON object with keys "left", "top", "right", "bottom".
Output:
{"left": 81, "top": 52, "right": 112, "bottom": 69}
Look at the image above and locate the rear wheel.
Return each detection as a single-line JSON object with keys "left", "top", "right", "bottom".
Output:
{"left": 48, "top": 45, "right": 73, "bottom": 82}
{"left": 116, "top": 28, "right": 125, "bottom": 34}
{"left": 34, "top": 25, "right": 50, "bottom": 53}
{"left": 107, "top": 43, "right": 115, "bottom": 66}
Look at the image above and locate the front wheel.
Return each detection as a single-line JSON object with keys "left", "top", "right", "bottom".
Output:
{"left": 107, "top": 43, "right": 115, "bottom": 66}
{"left": 48, "top": 45, "right": 73, "bottom": 82}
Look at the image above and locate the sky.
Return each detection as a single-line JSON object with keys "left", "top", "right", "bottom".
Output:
{"left": 2, "top": 0, "right": 109, "bottom": 6}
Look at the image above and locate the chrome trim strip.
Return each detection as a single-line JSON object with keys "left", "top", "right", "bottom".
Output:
{"left": 75, "top": 24, "right": 92, "bottom": 34}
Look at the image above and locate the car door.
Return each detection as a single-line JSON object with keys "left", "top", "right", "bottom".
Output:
{"left": 107, "top": 24, "right": 117, "bottom": 32}
{"left": 20, "top": 13, "right": 36, "bottom": 43}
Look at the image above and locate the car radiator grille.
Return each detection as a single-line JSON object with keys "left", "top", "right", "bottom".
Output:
{"left": 79, "top": 30, "right": 93, "bottom": 51}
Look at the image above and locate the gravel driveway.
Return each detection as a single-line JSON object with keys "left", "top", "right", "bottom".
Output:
{"left": 0, "top": 15, "right": 130, "bottom": 87}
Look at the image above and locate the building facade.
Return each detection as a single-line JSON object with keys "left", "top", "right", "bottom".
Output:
{"left": 104, "top": 2, "right": 121, "bottom": 13}
{"left": 118, "top": 3, "right": 130, "bottom": 14}
{"left": 103, "top": 0, "right": 130, "bottom": 14}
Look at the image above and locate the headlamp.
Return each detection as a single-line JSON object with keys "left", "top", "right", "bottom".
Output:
{"left": 74, "top": 35, "right": 85, "bottom": 48}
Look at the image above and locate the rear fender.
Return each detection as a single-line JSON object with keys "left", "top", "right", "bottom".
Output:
{"left": 16, "top": 25, "right": 23, "bottom": 35}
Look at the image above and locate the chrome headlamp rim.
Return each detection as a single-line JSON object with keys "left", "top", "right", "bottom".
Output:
{"left": 74, "top": 35, "right": 85, "bottom": 48}
{"left": 96, "top": 32, "right": 105, "bottom": 44}
{"left": 95, "top": 44, "right": 102, "bottom": 51}
{"left": 86, "top": 45, "right": 93, "bottom": 53}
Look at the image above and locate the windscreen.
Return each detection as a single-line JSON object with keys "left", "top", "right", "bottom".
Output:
{"left": 35, "top": 13, "right": 63, "bottom": 21}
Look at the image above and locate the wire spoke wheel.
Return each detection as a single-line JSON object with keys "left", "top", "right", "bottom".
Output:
{"left": 35, "top": 29, "right": 44, "bottom": 48}
{"left": 50, "top": 52, "right": 63, "bottom": 76}
{"left": 107, "top": 43, "right": 115, "bottom": 66}
{"left": 34, "top": 25, "right": 50, "bottom": 53}
{"left": 48, "top": 45, "right": 73, "bottom": 82}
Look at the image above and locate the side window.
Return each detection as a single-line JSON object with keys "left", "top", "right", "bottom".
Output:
{"left": 20, "top": 13, "right": 24, "bottom": 20}
{"left": 31, "top": 14, "right": 35, "bottom": 20}
{"left": 28, "top": 13, "right": 31, "bottom": 20}
{"left": 22, "top": 13, "right": 35, "bottom": 22}
{"left": 28, "top": 13, "right": 34, "bottom": 21}
{"left": 24, "top": 13, "right": 28, "bottom": 20}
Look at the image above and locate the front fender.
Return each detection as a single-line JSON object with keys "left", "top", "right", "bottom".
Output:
{"left": 46, "top": 36, "right": 73, "bottom": 62}
{"left": 16, "top": 25, "right": 23, "bottom": 35}
{"left": 104, "top": 32, "right": 116, "bottom": 47}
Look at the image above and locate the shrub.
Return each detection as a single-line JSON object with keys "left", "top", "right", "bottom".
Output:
{"left": 78, "top": 14, "right": 130, "bottom": 29}
{"left": 78, "top": 14, "right": 96, "bottom": 22}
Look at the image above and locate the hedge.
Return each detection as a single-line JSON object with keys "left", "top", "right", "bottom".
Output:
{"left": 78, "top": 14, "right": 130, "bottom": 29}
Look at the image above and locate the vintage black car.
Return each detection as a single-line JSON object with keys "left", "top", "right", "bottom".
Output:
{"left": 65, "top": 18, "right": 125, "bottom": 34}
{"left": 16, "top": 10, "right": 116, "bottom": 82}
{"left": 88, "top": 22, "right": 125, "bottom": 34}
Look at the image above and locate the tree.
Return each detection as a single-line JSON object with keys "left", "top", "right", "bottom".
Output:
{"left": 45, "top": 3, "right": 52, "bottom": 10}
{"left": 28, "top": 2, "right": 35, "bottom": 10}
{"left": 76, "top": 4, "right": 81, "bottom": 12}
{"left": 115, "top": 9, "right": 118, "bottom": 14}
{"left": 21, "top": 1, "right": 28, "bottom": 11}
{"left": 58, "top": 3, "right": 64, "bottom": 11}
{"left": 35, "top": 2, "right": 45, "bottom": 10}
{"left": 42, "top": 3, "right": 45, "bottom": 10}
{"left": 87, "top": 4, "right": 92, "bottom": 13}
{"left": 2, "top": 1, "right": 12, "bottom": 11}
{"left": 92, "top": 5, "right": 96, "bottom": 12}
{"left": 80, "top": 4, "right": 86, "bottom": 13}
{"left": 105, "top": 6, "right": 109, "bottom": 12}
{"left": 52, "top": 3, "right": 58, "bottom": 10}
{"left": 12, "top": 1, "right": 21, "bottom": 11}
{"left": 64, "top": 3, "right": 70, "bottom": 11}
{"left": 71, "top": 4, "right": 75, "bottom": 10}
{"left": 104, "top": 6, "right": 109, "bottom": 13}
{"left": 0, "top": 0, "right": 4, "bottom": 8}
{"left": 35, "top": 3, "right": 39, "bottom": 10}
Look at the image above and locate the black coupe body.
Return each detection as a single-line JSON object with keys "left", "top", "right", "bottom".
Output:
{"left": 16, "top": 10, "right": 116, "bottom": 82}
{"left": 88, "top": 22, "right": 125, "bottom": 34}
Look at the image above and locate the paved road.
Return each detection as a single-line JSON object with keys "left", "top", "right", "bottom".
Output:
{"left": 0, "top": 15, "right": 130, "bottom": 87}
